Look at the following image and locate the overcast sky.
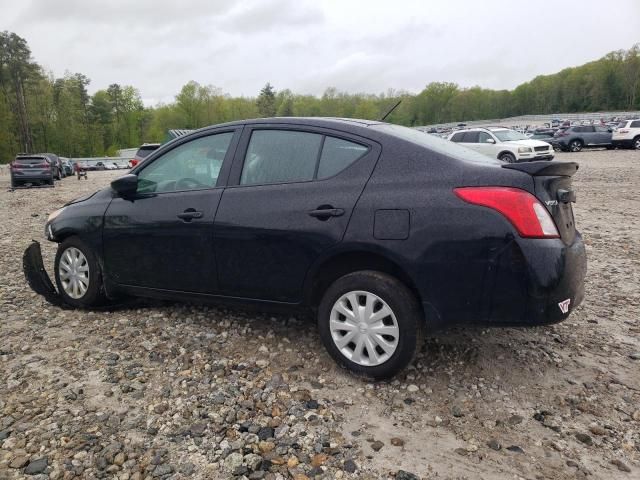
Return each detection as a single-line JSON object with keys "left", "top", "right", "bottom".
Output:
{"left": 2, "top": 0, "right": 639, "bottom": 106}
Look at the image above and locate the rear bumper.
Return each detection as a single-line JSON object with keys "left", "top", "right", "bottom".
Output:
{"left": 12, "top": 173, "right": 52, "bottom": 182}
{"left": 484, "top": 234, "right": 587, "bottom": 326}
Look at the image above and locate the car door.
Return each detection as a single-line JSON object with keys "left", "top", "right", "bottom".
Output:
{"left": 102, "top": 128, "right": 241, "bottom": 293}
{"left": 457, "top": 131, "right": 482, "bottom": 154}
{"left": 475, "top": 131, "right": 499, "bottom": 157}
{"left": 213, "top": 125, "right": 381, "bottom": 302}
{"left": 594, "top": 125, "right": 611, "bottom": 144}
{"left": 581, "top": 126, "right": 595, "bottom": 145}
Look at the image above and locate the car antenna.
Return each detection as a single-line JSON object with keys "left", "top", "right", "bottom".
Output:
{"left": 379, "top": 100, "right": 402, "bottom": 121}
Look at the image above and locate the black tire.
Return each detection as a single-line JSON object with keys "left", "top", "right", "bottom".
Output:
{"left": 54, "top": 236, "right": 107, "bottom": 308}
{"left": 317, "top": 270, "right": 424, "bottom": 379}
{"left": 633, "top": 136, "right": 640, "bottom": 150}
{"left": 499, "top": 152, "right": 517, "bottom": 163}
{"left": 569, "top": 139, "right": 583, "bottom": 152}
{"left": 48, "top": 177, "right": 54, "bottom": 186}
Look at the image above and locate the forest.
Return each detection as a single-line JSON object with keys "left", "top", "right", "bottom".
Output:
{"left": 1, "top": 30, "right": 639, "bottom": 162}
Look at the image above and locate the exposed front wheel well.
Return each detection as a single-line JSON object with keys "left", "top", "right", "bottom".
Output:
{"left": 307, "top": 251, "right": 423, "bottom": 312}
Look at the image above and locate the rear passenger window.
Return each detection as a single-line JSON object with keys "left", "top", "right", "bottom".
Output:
{"left": 317, "top": 137, "right": 368, "bottom": 179}
{"left": 462, "top": 131, "right": 480, "bottom": 143}
{"left": 241, "top": 130, "right": 322, "bottom": 185}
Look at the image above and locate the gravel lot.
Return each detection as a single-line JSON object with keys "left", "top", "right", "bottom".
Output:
{"left": 1, "top": 149, "right": 639, "bottom": 480}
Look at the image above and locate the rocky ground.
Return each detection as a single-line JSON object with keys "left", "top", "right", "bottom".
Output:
{"left": 1, "top": 149, "right": 639, "bottom": 480}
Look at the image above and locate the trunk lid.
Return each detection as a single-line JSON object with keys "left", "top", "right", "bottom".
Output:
{"left": 502, "top": 161, "right": 579, "bottom": 243}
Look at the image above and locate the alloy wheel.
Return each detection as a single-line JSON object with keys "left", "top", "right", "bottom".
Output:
{"left": 329, "top": 290, "right": 399, "bottom": 366}
{"left": 634, "top": 138, "right": 640, "bottom": 150}
{"left": 58, "top": 247, "right": 90, "bottom": 299}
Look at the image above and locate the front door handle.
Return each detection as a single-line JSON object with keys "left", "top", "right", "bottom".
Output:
{"left": 308, "top": 207, "right": 345, "bottom": 219}
{"left": 177, "top": 209, "right": 203, "bottom": 221}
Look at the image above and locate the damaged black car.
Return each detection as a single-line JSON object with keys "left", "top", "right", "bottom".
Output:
{"left": 24, "top": 117, "right": 587, "bottom": 378}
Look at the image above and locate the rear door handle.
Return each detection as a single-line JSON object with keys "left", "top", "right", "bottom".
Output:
{"left": 177, "top": 209, "right": 203, "bottom": 221}
{"left": 308, "top": 207, "right": 345, "bottom": 218}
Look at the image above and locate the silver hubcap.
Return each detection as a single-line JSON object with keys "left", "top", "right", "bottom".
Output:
{"left": 329, "top": 290, "right": 399, "bottom": 366}
{"left": 59, "top": 247, "right": 89, "bottom": 299}
{"left": 634, "top": 139, "right": 640, "bottom": 149}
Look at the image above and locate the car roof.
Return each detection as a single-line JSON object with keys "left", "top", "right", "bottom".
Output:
{"left": 194, "top": 117, "right": 385, "bottom": 133}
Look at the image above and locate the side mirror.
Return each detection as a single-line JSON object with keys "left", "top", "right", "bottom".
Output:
{"left": 608, "top": 128, "right": 613, "bottom": 133}
{"left": 111, "top": 174, "right": 138, "bottom": 197}
{"left": 485, "top": 138, "right": 496, "bottom": 144}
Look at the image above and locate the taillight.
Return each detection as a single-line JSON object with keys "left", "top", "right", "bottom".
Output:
{"left": 454, "top": 187, "right": 559, "bottom": 239}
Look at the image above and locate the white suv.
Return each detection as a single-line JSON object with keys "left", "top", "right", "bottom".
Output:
{"left": 448, "top": 127, "right": 554, "bottom": 162}
{"left": 612, "top": 119, "right": 640, "bottom": 150}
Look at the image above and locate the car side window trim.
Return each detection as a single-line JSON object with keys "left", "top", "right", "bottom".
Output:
{"left": 226, "top": 125, "right": 373, "bottom": 188}
{"left": 132, "top": 127, "right": 242, "bottom": 196}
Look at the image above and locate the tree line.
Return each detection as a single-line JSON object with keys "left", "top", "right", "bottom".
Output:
{"left": 1, "top": 30, "right": 639, "bottom": 163}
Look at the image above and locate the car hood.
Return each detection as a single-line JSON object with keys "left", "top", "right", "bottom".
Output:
{"left": 503, "top": 139, "right": 552, "bottom": 147}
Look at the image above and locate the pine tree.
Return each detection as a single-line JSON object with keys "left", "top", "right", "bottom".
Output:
{"left": 256, "top": 82, "right": 276, "bottom": 117}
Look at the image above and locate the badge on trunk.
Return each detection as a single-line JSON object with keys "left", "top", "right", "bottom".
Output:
{"left": 558, "top": 298, "right": 571, "bottom": 314}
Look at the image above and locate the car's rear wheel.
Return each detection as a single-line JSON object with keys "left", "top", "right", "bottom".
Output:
{"left": 633, "top": 136, "right": 640, "bottom": 150}
{"left": 569, "top": 140, "right": 583, "bottom": 152}
{"left": 54, "top": 237, "right": 106, "bottom": 308}
{"left": 317, "top": 270, "right": 423, "bottom": 379}
{"left": 499, "top": 152, "right": 516, "bottom": 163}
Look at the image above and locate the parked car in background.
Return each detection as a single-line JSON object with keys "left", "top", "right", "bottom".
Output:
{"left": 554, "top": 125, "right": 613, "bottom": 152}
{"left": 60, "top": 158, "right": 73, "bottom": 176}
{"left": 10, "top": 154, "right": 55, "bottom": 187}
{"left": 448, "top": 127, "right": 554, "bottom": 162}
{"left": 612, "top": 119, "right": 640, "bottom": 149}
{"left": 39, "top": 153, "right": 63, "bottom": 179}
{"left": 129, "top": 143, "right": 161, "bottom": 168}
{"left": 529, "top": 132, "right": 559, "bottom": 150}
{"left": 26, "top": 118, "right": 586, "bottom": 378}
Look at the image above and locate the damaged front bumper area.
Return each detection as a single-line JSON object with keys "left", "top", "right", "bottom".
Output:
{"left": 23, "top": 240, "right": 67, "bottom": 308}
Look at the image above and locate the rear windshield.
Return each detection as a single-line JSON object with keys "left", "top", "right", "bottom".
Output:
{"left": 372, "top": 124, "right": 500, "bottom": 165}
{"left": 136, "top": 146, "right": 159, "bottom": 158}
{"left": 15, "top": 157, "right": 48, "bottom": 164}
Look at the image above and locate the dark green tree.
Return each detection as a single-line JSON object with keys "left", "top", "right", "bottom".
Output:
{"left": 256, "top": 82, "right": 276, "bottom": 117}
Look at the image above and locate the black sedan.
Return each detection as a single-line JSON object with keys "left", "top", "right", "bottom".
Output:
{"left": 24, "top": 118, "right": 587, "bottom": 378}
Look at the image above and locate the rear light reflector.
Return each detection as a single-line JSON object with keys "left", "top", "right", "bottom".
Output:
{"left": 454, "top": 187, "right": 559, "bottom": 238}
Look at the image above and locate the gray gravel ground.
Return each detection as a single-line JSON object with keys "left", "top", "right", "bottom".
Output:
{"left": 1, "top": 149, "right": 639, "bottom": 480}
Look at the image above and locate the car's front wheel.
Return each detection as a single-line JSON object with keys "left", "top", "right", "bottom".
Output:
{"left": 318, "top": 271, "right": 423, "bottom": 379}
{"left": 54, "top": 237, "right": 106, "bottom": 307}
{"left": 633, "top": 136, "right": 640, "bottom": 150}
{"left": 499, "top": 152, "right": 517, "bottom": 163}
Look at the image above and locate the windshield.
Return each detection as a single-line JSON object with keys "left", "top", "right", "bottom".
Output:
{"left": 492, "top": 129, "right": 529, "bottom": 142}
{"left": 372, "top": 124, "right": 501, "bottom": 165}
{"left": 617, "top": 122, "right": 627, "bottom": 128}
